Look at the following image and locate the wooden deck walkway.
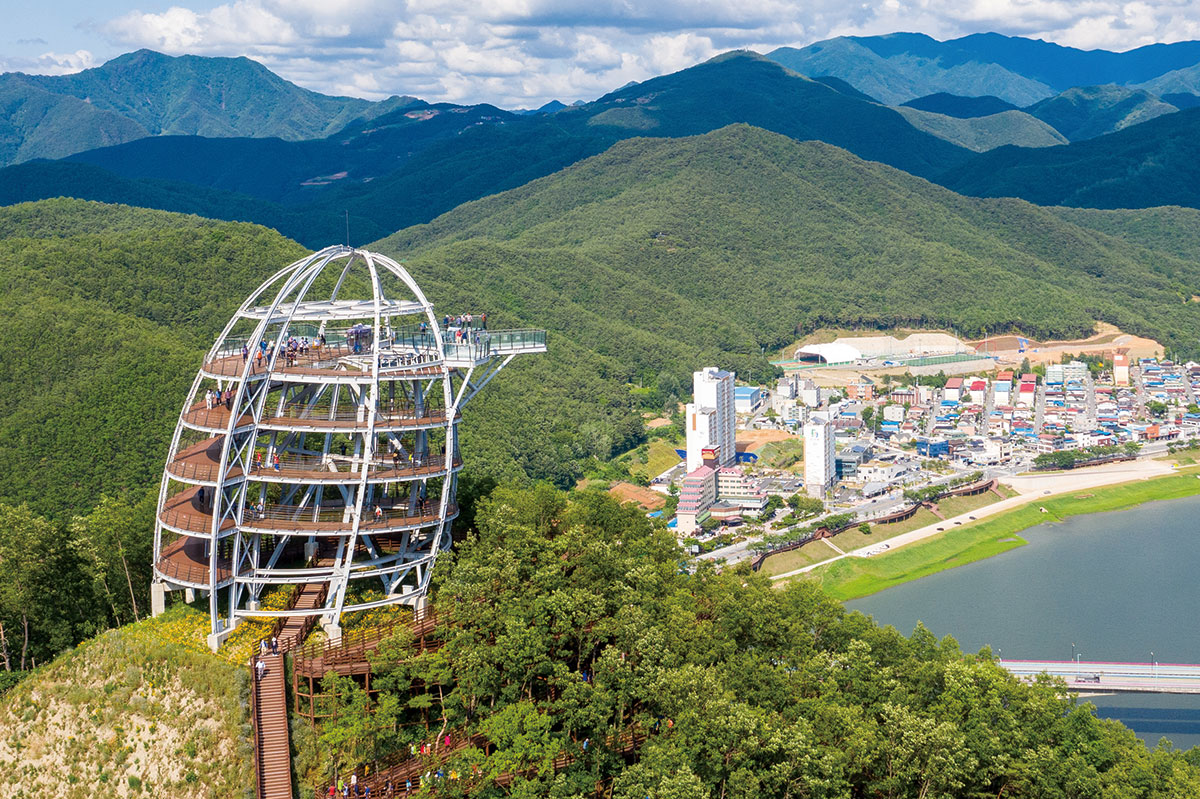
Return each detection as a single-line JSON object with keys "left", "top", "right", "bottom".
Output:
{"left": 251, "top": 574, "right": 331, "bottom": 799}
{"left": 167, "top": 433, "right": 462, "bottom": 483}
{"left": 251, "top": 650, "right": 292, "bottom": 799}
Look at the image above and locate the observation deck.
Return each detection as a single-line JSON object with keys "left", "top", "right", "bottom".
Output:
{"left": 180, "top": 399, "right": 460, "bottom": 434}
{"left": 166, "top": 435, "right": 462, "bottom": 484}
{"left": 201, "top": 328, "right": 546, "bottom": 381}
{"left": 155, "top": 536, "right": 232, "bottom": 588}
{"left": 159, "top": 485, "right": 453, "bottom": 539}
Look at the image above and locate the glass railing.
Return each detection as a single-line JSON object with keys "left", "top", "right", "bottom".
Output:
{"left": 211, "top": 327, "right": 546, "bottom": 368}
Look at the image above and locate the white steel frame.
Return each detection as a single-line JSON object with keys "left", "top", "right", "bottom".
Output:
{"left": 151, "top": 246, "right": 545, "bottom": 646}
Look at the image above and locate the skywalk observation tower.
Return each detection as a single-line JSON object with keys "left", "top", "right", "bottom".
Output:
{"left": 151, "top": 246, "right": 545, "bottom": 649}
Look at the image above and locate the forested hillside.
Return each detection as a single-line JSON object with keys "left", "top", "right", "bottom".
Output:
{"left": 1025, "top": 85, "right": 1178, "bottom": 140}
{"left": 893, "top": 107, "right": 1066, "bottom": 151}
{"left": 380, "top": 124, "right": 1200, "bottom": 371}
{"left": 0, "top": 200, "right": 306, "bottom": 517}
{"left": 301, "top": 484, "right": 1200, "bottom": 796}
{"left": 901, "top": 92, "right": 1019, "bottom": 117}
{"left": 938, "top": 106, "right": 1200, "bottom": 207}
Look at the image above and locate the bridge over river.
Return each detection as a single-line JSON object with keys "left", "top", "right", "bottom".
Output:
{"left": 1002, "top": 660, "right": 1200, "bottom": 694}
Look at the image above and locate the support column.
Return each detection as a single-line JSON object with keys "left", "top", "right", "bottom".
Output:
{"left": 151, "top": 582, "right": 167, "bottom": 617}
{"left": 206, "top": 615, "right": 240, "bottom": 652}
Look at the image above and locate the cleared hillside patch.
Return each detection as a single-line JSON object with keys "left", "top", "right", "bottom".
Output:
{"left": 0, "top": 604, "right": 251, "bottom": 798}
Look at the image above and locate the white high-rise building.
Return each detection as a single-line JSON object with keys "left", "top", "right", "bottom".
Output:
{"left": 804, "top": 414, "right": 835, "bottom": 499}
{"left": 685, "top": 367, "right": 735, "bottom": 472}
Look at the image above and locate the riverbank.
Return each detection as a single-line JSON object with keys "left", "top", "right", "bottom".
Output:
{"left": 797, "top": 465, "right": 1200, "bottom": 601}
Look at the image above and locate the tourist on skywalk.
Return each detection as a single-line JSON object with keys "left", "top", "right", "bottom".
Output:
{"left": 255, "top": 657, "right": 265, "bottom": 681}
{"left": 271, "top": 636, "right": 278, "bottom": 655}
{"left": 254, "top": 452, "right": 263, "bottom": 471}
{"left": 273, "top": 453, "right": 281, "bottom": 472}
{"left": 374, "top": 505, "right": 384, "bottom": 524}
{"left": 242, "top": 343, "right": 249, "bottom": 362}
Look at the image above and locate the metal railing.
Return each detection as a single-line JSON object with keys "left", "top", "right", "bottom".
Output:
{"left": 249, "top": 453, "right": 460, "bottom": 477}
{"left": 155, "top": 540, "right": 231, "bottom": 584}
{"left": 209, "top": 327, "right": 545, "bottom": 374}
{"left": 159, "top": 498, "right": 222, "bottom": 534}
{"left": 269, "top": 403, "right": 446, "bottom": 423}
{"left": 243, "top": 501, "right": 452, "bottom": 528}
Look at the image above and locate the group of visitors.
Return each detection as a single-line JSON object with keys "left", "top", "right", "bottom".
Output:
{"left": 442, "top": 312, "right": 485, "bottom": 330}
{"left": 282, "top": 335, "right": 318, "bottom": 367}
{"left": 243, "top": 333, "right": 328, "bottom": 369}
{"left": 449, "top": 327, "right": 490, "bottom": 347}
{"left": 325, "top": 733, "right": 492, "bottom": 797}
{"left": 252, "top": 452, "right": 282, "bottom": 472}
{"left": 253, "top": 637, "right": 278, "bottom": 680}
{"left": 204, "top": 388, "right": 234, "bottom": 411}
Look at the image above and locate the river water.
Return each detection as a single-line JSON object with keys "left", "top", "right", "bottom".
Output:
{"left": 845, "top": 493, "right": 1200, "bottom": 749}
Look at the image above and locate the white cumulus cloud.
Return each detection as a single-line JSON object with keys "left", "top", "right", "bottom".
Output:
{"left": 9, "top": 0, "right": 1200, "bottom": 108}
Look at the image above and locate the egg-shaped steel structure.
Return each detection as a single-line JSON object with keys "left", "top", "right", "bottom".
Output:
{"left": 151, "top": 246, "right": 545, "bottom": 648}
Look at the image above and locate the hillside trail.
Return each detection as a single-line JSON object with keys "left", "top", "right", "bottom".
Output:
{"left": 254, "top": 569, "right": 331, "bottom": 799}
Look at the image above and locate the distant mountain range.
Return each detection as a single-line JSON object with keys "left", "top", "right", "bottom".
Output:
{"left": 8, "top": 35, "right": 1200, "bottom": 239}
{"left": 0, "top": 49, "right": 423, "bottom": 166}
{"left": 0, "top": 52, "right": 974, "bottom": 246}
{"left": 768, "top": 32, "right": 1200, "bottom": 105}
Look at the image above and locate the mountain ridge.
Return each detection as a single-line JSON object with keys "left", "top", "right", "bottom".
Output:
{"left": 0, "top": 51, "right": 974, "bottom": 247}
{"left": 769, "top": 33, "right": 1200, "bottom": 104}
{"left": 0, "top": 49, "right": 419, "bottom": 165}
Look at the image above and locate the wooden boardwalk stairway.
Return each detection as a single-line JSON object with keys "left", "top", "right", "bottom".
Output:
{"left": 251, "top": 573, "right": 330, "bottom": 799}
{"left": 251, "top": 649, "right": 291, "bottom": 799}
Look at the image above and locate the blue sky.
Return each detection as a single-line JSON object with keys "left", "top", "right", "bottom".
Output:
{"left": 6, "top": 1, "right": 1200, "bottom": 107}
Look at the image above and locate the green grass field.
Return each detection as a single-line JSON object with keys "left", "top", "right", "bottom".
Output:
{"left": 755, "top": 439, "right": 805, "bottom": 471}
{"left": 934, "top": 485, "right": 1016, "bottom": 518}
{"left": 629, "top": 439, "right": 683, "bottom": 480}
{"left": 612, "top": 438, "right": 682, "bottom": 481}
{"left": 800, "top": 468, "right": 1200, "bottom": 601}
{"left": 758, "top": 539, "right": 841, "bottom": 575}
